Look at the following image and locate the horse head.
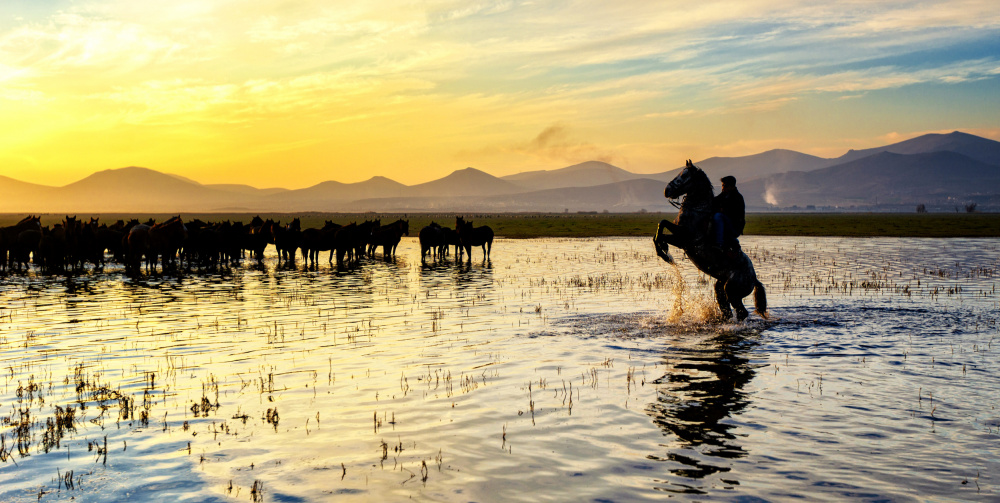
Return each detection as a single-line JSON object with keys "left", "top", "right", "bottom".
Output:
{"left": 664, "top": 160, "right": 713, "bottom": 202}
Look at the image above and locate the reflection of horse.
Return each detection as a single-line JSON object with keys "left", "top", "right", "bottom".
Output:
{"left": 646, "top": 331, "right": 756, "bottom": 487}
{"left": 654, "top": 161, "right": 766, "bottom": 321}
{"left": 456, "top": 216, "right": 493, "bottom": 262}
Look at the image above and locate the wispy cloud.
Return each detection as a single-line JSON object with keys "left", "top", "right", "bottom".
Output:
{"left": 1, "top": 0, "right": 997, "bottom": 186}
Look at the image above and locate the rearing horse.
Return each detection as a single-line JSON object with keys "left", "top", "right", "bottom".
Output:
{"left": 654, "top": 160, "right": 767, "bottom": 321}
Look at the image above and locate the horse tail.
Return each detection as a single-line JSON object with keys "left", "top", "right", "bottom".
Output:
{"left": 753, "top": 279, "right": 768, "bottom": 319}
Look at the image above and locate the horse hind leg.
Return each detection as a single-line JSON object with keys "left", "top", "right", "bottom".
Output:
{"left": 725, "top": 281, "right": 750, "bottom": 321}
{"left": 714, "top": 280, "right": 733, "bottom": 319}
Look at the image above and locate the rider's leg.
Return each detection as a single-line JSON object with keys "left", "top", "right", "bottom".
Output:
{"left": 713, "top": 213, "right": 729, "bottom": 247}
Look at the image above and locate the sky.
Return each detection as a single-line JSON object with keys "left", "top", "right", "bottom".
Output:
{"left": 1, "top": 0, "right": 998, "bottom": 189}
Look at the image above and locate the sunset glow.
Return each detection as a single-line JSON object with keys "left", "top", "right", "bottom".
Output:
{"left": 1, "top": 0, "right": 998, "bottom": 188}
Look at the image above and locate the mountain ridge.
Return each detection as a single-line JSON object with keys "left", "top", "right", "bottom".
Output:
{"left": 1, "top": 131, "right": 998, "bottom": 212}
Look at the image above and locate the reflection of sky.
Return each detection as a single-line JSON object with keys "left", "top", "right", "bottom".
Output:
{"left": 1, "top": 237, "right": 1000, "bottom": 501}
{"left": 0, "top": 1, "right": 997, "bottom": 188}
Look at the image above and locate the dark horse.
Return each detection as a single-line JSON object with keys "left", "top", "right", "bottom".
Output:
{"left": 654, "top": 160, "right": 766, "bottom": 321}
{"left": 371, "top": 219, "right": 408, "bottom": 261}
{"left": 455, "top": 216, "right": 493, "bottom": 262}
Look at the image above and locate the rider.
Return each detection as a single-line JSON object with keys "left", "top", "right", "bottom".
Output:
{"left": 713, "top": 175, "right": 745, "bottom": 255}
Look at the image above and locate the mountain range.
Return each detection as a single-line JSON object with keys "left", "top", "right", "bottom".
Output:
{"left": 1, "top": 131, "right": 998, "bottom": 213}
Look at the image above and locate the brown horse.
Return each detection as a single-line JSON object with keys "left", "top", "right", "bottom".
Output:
{"left": 333, "top": 222, "right": 360, "bottom": 267}
{"left": 246, "top": 217, "right": 272, "bottom": 263}
{"left": 300, "top": 221, "right": 341, "bottom": 267}
{"left": 371, "top": 219, "right": 408, "bottom": 261}
{"left": 1, "top": 215, "right": 41, "bottom": 269}
{"left": 149, "top": 216, "right": 187, "bottom": 271}
{"left": 271, "top": 218, "right": 301, "bottom": 265}
{"left": 456, "top": 216, "right": 493, "bottom": 262}
{"left": 127, "top": 224, "right": 152, "bottom": 272}
{"left": 419, "top": 222, "right": 446, "bottom": 263}
{"left": 37, "top": 225, "right": 67, "bottom": 271}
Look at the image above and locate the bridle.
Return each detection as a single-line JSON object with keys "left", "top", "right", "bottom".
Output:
{"left": 665, "top": 167, "right": 711, "bottom": 213}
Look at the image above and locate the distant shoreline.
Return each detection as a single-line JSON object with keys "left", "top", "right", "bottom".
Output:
{"left": 2, "top": 212, "right": 999, "bottom": 238}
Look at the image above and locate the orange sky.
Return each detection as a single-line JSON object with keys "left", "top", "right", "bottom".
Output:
{"left": 1, "top": 1, "right": 998, "bottom": 189}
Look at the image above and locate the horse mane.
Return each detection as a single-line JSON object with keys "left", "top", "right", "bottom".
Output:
{"left": 690, "top": 167, "right": 714, "bottom": 198}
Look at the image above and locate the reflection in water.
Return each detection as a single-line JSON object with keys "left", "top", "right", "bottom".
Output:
{"left": 646, "top": 331, "right": 759, "bottom": 493}
{"left": 1, "top": 237, "right": 999, "bottom": 501}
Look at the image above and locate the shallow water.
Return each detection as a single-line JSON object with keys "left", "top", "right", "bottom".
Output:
{"left": 1, "top": 237, "right": 998, "bottom": 501}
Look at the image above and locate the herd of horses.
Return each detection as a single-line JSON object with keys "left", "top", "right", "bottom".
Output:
{"left": 0, "top": 215, "right": 495, "bottom": 274}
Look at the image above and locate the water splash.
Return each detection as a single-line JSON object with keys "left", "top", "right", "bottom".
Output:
{"left": 666, "top": 262, "right": 686, "bottom": 323}
{"left": 663, "top": 262, "right": 719, "bottom": 325}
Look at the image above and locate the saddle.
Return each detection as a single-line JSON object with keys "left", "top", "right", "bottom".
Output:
{"left": 706, "top": 219, "right": 742, "bottom": 254}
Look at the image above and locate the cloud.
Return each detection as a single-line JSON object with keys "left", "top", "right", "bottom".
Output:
{"left": 512, "top": 124, "right": 618, "bottom": 164}
{"left": 0, "top": 13, "right": 190, "bottom": 78}
{"left": 2, "top": 0, "right": 998, "bottom": 188}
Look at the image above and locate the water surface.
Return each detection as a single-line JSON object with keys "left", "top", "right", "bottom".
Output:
{"left": 1, "top": 237, "right": 998, "bottom": 501}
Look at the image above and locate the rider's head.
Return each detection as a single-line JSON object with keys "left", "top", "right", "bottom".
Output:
{"left": 720, "top": 176, "right": 736, "bottom": 191}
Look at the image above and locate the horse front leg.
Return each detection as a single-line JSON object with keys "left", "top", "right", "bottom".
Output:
{"left": 715, "top": 279, "right": 733, "bottom": 319}
{"left": 654, "top": 220, "right": 684, "bottom": 263}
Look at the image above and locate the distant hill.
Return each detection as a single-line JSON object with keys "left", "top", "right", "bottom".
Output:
{"left": 408, "top": 167, "right": 522, "bottom": 198}
{"left": 0, "top": 167, "right": 252, "bottom": 213}
{"left": 266, "top": 176, "right": 408, "bottom": 209}
{"left": 0, "top": 175, "right": 52, "bottom": 205}
{"left": 59, "top": 167, "right": 257, "bottom": 212}
{"left": 693, "top": 149, "right": 834, "bottom": 182}
{"left": 1, "top": 131, "right": 998, "bottom": 213}
{"left": 502, "top": 161, "right": 648, "bottom": 191}
{"left": 835, "top": 131, "right": 1000, "bottom": 166}
{"left": 347, "top": 178, "right": 670, "bottom": 213}
{"left": 206, "top": 184, "right": 289, "bottom": 196}
{"left": 741, "top": 151, "right": 1000, "bottom": 207}
{"left": 481, "top": 178, "right": 668, "bottom": 212}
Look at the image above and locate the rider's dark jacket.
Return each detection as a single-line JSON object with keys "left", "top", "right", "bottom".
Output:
{"left": 713, "top": 189, "right": 746, "bottom": 236}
